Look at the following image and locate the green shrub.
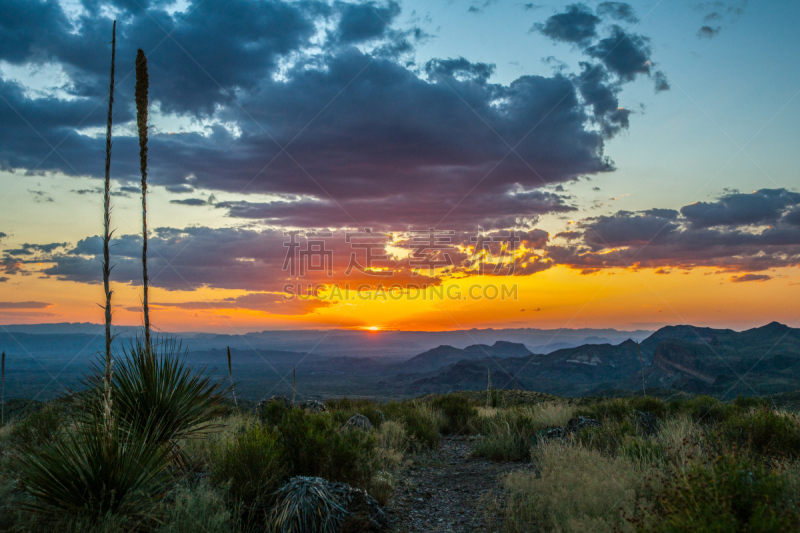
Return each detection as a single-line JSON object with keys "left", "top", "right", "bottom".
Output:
{"left": 257, "top": 400, "right": 289, "bottom": 427}
{"left": 208, "top": 423, "right": 285, "bottom": 522}
{"left": 431, "top": 394, "right": 477, "bottom": 435}
{"left": 575, "top": 398, "right": 633, "bottom": 423}
{"left": 276, "top": 408, "right": 376, "bottom": 489}
{"left": 9, "top": 403, "right": 65, "bottom": 451}
{"left": 156, "top": 481, "right": 234, "bottom": 533}
{"left": 633, "top": 451, "right": 800, "bottom": 532}
{"left": 326, "top": 398, "right": 383, "bottom": 428}
{"left": 734, "top": 395, "right": 769, "bottom": 411}
{"left": 575, "top": 420, "right": 637, "bottom": 455}
{"left": 671, "top": 395, "right": 733, "bottom": 424}
{"left": 473, "top": 410, "right": 537, "bottom": 461}
{"left": 399, "top": 409, "right": 440, "bottom": 450}
{"left": 628, "top": 397, "right": 668, "bottom": 419}
{"left": 721, "top": 407, "right": 800, "bottom": 458}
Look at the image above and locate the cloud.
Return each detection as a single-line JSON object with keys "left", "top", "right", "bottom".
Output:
{"left": 546, "top": 188, "right": 800, "bottom": 273}
{"left": 0, "top": 301, "right": 52, "bottom": 309}
{"left": 533, "top": 4, "right": 601, "bottom": 45}
{"left": 0, "top": 232, "right": 6, "bottom": 240}
{"left": 596, "top": 2, "right": 639, "bottom": 24}
{"left": 586, "top": 26, "right": 651, "bottom": 82}
{"left": 0, "top": 0, "right": 667, "bottom": 235}
{"left": 694, "top": 1, "right": 746, "bottom": 39}
{"left": 680, "top": 189, "right": 800, "bottom": 228}
{"left": 697, "top": 25, "right": 720, "bottom": 38}
{"left": 334, "top": 1, "right": 401, "bottom": 43}
{"left": 730, "top": 273, "right": 771, "bottom": 283}
{"left": 170, "top": 198, "right": 208, "bottom": 206}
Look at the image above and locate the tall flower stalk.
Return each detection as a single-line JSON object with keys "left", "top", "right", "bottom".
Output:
{"left": 135, "top": 49, "right": 151, "bottom": 357}
{"left": 227, "top": 347, "right": 237, "bottom": 407}
{"left": 102, "top": 20, "right": 117, "bottom": 430}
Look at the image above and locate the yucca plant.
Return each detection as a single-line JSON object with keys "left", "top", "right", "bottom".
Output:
{"left": 17, "top": 411, "right": 174, "bottom": 520}
{"left": 269, "top": 477, "right": 349, "bottom": 533}
{"left": 75, "top": 337, "right": 229, "bottom": 449}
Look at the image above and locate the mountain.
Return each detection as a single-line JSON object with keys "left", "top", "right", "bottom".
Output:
{"left": 392, "top": 341, "right": 532, "bottom": 374}
{"left": 400, "top": 322, "right": 800, "bottom": 398}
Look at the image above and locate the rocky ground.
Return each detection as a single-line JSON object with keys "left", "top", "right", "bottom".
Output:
{"left": 386, "top": 436, "right": 530, "bottom": 532}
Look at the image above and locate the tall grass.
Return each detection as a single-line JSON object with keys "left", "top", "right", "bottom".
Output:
{"left": 504, "top": 443, "right": 645, "bottom": 533}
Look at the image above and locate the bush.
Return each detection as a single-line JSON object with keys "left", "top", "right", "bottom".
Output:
{"left": 430, "top": 395, "right": 477, "bottom": 435}
{"left": 473, "top": 410, "right": 538, "bottom": 461}
{"left": 505, "top": 443, "right": 644, "bottom": 533}
{"left": 9, "top": 403, "right": 65, "bottom": 451}
{"left": 276, "top": 408, "right": 376, "bottom": 489}
{"left": 208, "top": 423, "right": 285, "bottom": 522}
{"left": 156, "top": 481, "right": 234, "bottom": 533}
{"left": 326, "top": 398, "right": 384, "bottom": 428}
{"left": 399, "top": 408, "right": 440, "bottom": 450}
{"left": 671, "top": 395, "right": 733, "bottom": 424}
{"left": 575, "top": 419, "right": 637, "bottom": 455}
{"left": 632, "top": 451, "right": 800, "bottom": 532}
{"left": 720, "top": 407, "right": 800, "bottom": 457}
{"left": 257, "top": 400, "right": 290, "bottom": 427}
{"left": 575, "top": 398, "right": 633, "bottom": 423}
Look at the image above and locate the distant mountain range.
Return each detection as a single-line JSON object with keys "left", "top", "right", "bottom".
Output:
{"left": 2, "top": 322, "right": 798, "bottom": 400}
{"left": 396, "top": 322, "right": 800, "bottom": 399}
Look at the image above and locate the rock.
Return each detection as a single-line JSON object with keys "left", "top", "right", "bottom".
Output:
{"left": 255, "top": 395, "right": 292, "bottom": 413}
{"left": 343, "top": 414, "right": 373, "bottom": 431}
{"left": 536, "top": 416, "right": 602, "bottom": 443}
{"left": 636, "top": 410, "right": 658, "bottom": 436}
{"left": 563, "top": 416, "right": 602, "bottom": 435}
{"left": 299, "top": 399, "right": 328, "bottom": 413}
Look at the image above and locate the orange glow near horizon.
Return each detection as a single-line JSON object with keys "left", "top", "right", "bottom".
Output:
{"left": 1, "top": 264, "right": 798, "bottom": 333}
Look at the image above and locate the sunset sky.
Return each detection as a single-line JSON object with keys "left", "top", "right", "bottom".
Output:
{"left": 1, "top": 0, "right": 799, "bottom": 332}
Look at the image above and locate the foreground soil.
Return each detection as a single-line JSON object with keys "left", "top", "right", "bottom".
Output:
{"left": 386, "top": 436, "right": 529, "bottom": 533}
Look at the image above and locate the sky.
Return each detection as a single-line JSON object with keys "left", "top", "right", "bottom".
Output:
{"left": 0, "top": 0, "right": 799, "bottom": 333}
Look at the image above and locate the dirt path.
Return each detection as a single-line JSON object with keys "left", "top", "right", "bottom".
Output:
{"left": 386, "top": 437, "right": 529, "bottom": 532}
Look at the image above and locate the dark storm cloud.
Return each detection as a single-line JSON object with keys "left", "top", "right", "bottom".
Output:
{"left": 533, "top": 4, "right": 601, "bottom": 45}
{"left": 0, "top": 0, "right": 668, "bottom": 231}
{"left": 596, "top": 2, "right": 638, "bottom": 23}
{"left": 586, "top": 26, "right": 651, "bottom": 82}
{"left": 334, "top": 0, "right": 400, "bottom": 43}
{"left": 535, "top": 4, "right": 666, "bottom": 98}
{"left": 547, "top": 189, "right": 800, "bottom": 272}
{"left": 680, "top": 189, "right": 800, "bottom": 229}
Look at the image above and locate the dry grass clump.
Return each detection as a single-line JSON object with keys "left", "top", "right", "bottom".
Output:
{"left": 504, "top": 442, "right": 647, "bottom": 533}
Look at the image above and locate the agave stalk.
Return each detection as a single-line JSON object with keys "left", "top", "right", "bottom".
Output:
{"left": 486, "top": 368, "right": 491, "bottom": 407}
{"left": 1, "top": 351, "right": 4, "bottom": 425}
{"left": 101, "top": 20, "right": 117, "bottom": 431}
{"left": 292, "top": 367, "right": 296, "bottom": 405}
{"left": 227, "top": 346, "right": 237, "bottom": 407}
{"left": 637, "top": 341, "right": 647, "bottom": 397}
{"left": 135, "top": 49, "right": 151, "bottom": 357}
